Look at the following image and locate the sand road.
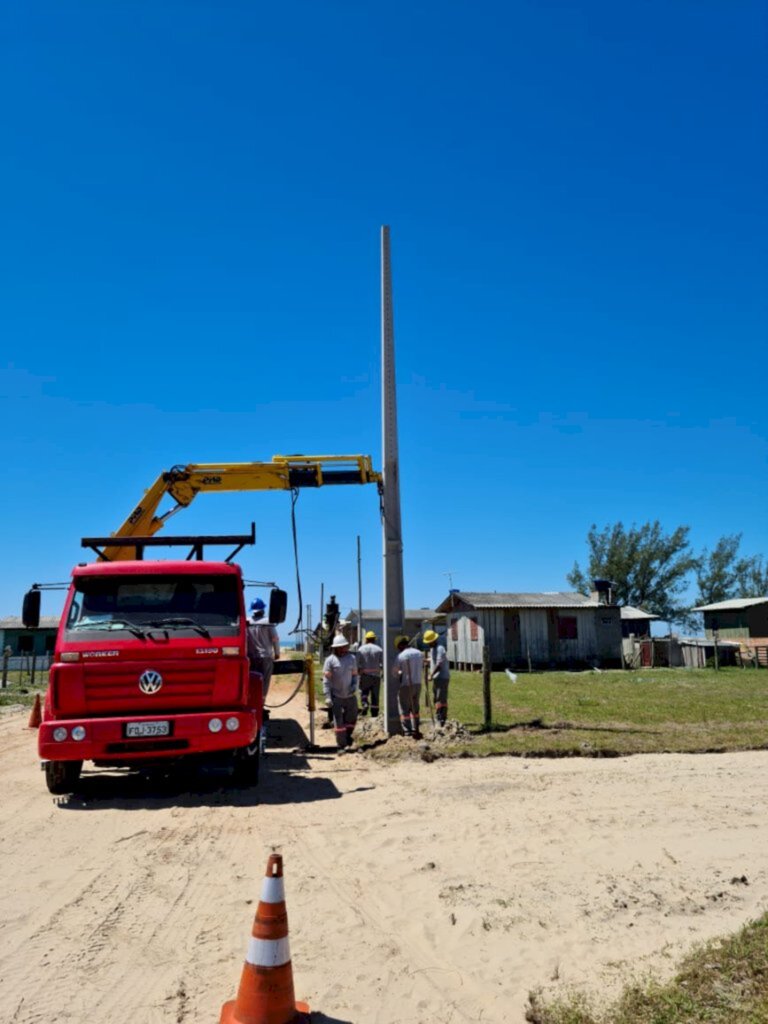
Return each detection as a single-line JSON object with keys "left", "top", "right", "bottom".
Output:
{"left": 1, "top": 688, "right": 767, "bottom": 1024}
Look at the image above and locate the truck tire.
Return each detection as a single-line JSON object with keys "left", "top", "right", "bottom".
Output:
{"left": 45, "top": 760, "right": 83, "bottom": 795}
{"left": 232, "top": 741, "right": 260, "bottom": 786}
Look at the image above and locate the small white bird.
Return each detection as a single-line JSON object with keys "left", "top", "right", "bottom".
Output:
{"left": 505, "top": 669, "right": 518, "bottom": 683}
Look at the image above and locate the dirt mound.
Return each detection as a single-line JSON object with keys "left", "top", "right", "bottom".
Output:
{"left": 354, "top": 716, "right": 473, "bottom": 760}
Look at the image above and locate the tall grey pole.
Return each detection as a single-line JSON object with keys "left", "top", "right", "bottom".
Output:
{"left": 381, "top": 225, "right": 406, "bottom": 735}
{"left": 357, "top": 535, "right": 363, "bottom": 647}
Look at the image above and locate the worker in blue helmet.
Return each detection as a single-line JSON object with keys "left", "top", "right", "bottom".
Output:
{"left": 246, "top": 597, "right": 281, "bottom": 753}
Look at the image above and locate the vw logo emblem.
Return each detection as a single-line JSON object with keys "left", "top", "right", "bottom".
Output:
{"left": 139, "top": 669, "right": 163, "bottom": 695}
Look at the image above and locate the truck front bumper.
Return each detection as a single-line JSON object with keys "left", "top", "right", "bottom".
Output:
{"left": 39, "top": 710, "right": 259, "bottom": 763}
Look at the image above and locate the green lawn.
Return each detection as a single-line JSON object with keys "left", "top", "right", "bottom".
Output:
{"left": 0, "top": 677, "right": 45, "bottom": 708}
{"left": 410, "top": 667, "right": 768, "bottom": 757}
{"left": 526, "top": 913, "right": 768, "bottom": 1024}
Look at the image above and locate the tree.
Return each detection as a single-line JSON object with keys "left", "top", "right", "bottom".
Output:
{"left": 695, "top": 535, "right": 768, "bottom": 605}
{"left": 735, "top": 554, "right": 768, "bottom": 598}
{"left": 695, "top": 534, "right": 747, "bottom": 606}
{"left": 567, "top": 521, "right": 698, "bottom": 621}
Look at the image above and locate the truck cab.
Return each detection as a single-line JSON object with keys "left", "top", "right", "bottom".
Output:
{"left": 25, "top": 551, "right": 284, "bottom": 795}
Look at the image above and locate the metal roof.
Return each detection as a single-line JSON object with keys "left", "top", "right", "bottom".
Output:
{"left": 620, "top": 605, "right": 659, "bottom": 620}
{"left": 0, "top": 616, "right": 60, "bottom": 629}
{"left": 436, "top": 591, "right": 599, "bottom": 611}
{"left": 347, "top": 609, "right": 437, "bottom": 620}
{"left": 691, "top": 597, "right": 768, "bottom": 612}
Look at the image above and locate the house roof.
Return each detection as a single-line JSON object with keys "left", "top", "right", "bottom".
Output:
{"left": 691, "top": 597, "right": 768, "bottom": 612}
{"left": 347, "top": 609, "right": 438, "bottom": 621}
{"left": 0, "top": 616, "right": 60, "bottom": 629}
{"left": 435, "top": 591, "right": 599, "bottom": 612}
{"left": 620, "top": 605, "right": 659, "bottom": 621}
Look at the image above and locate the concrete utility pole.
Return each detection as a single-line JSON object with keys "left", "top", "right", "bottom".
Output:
{"left": 380, "top": 225, "right": 406, "bottom": 735}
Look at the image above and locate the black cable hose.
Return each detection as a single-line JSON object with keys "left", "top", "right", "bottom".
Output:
{"left": 264, "top": 666, "right": 308, "bottom": 709}
{"left": 288, "top": 488, "right": 303, "bottom": 635}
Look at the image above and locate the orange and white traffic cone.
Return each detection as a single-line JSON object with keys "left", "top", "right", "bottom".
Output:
{"left": 28, "top": 694, "right": 42, "bottom": 729}
{"left": 219, "top": 853, "right": 310, "bottom": 1024}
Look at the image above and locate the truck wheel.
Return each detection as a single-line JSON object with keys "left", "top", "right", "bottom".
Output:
{"left": 45, "top": 760, "right": 83, "bottom": 795}
{"left": 232, "top": 741, "right": 260, "bottom": 786}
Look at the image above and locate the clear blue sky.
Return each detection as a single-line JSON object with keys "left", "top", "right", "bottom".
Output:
{"left": 2, "top": 1, "right": 766, "bottom": 632}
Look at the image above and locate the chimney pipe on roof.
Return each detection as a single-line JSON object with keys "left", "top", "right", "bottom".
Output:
{"left": 592, "top": 579, "right": 615, "bottom": 606}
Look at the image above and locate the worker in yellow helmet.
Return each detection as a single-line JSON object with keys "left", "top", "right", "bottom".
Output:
{"left": 423, "top": 629, "right": 450, "bottom": 726}
{"left": 394, "top": 635, "right": 423, "bottom": 738}
{"left": 356, "top": 630, "right": 383, "bottom": 717}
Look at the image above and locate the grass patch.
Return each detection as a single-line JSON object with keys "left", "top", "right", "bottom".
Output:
{"left": 526, "top": 913, "right": 768, "bottom": 1023}
{"left": 0, "top": 677, "right": 46, "bottom": 709}
{"left": 441, "top": 667, "right": 768, "bottom": 757}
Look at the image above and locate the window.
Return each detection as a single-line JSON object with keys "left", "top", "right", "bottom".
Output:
{"left": 469, "top": 617, "right": 479, "bottom": 641}
{"left": 557, "top": 616, "right": 578, "bottom": 640}
{"left": 17, "top": 635, "right": 33, "bottom": 654}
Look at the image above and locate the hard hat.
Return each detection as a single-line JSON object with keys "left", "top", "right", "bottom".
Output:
{"left": 423, "top": 630, "right": 439, "bottom": 645}
{"left": 394, "top": 634, "right": 409, "bottom": 649}
{"left": 250, "top": 598, "right": 266, "bottom": 615}
{"left": 364, "top": 630, "right": 377, "bottom": 641}
{"left": 331, "top": 634, "right": 350, "bottom": 649}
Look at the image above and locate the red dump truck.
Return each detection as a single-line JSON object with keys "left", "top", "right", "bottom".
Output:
{"left": 23, "top": 529, "right": 286, "bottom": 795}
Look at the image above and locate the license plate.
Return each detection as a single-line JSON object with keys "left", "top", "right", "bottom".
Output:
{"left": 125, "top": 721, "right": 171, "bottom": 738}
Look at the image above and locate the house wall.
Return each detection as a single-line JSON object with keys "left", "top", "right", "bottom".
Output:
{"left": 703, "top": 606, "right": 768, "bottom": 639}
{"left": 446, "top": 607, "right": 621, "bottom": 666}
{"left": 0, "top": 627, "right": 57, "bottom": 657}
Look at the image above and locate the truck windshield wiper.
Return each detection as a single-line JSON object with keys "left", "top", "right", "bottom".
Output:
{"left": 72, "top": 619, "right": 148, "bottom": 639}
{"left": 148, "top": 617, "right": 211, "bottom": 639}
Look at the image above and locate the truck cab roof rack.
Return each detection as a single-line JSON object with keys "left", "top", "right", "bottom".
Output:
{"left": 81, "top": 523, "right": 256, "bottom": 563}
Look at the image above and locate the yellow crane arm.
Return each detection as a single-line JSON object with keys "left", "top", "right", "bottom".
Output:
{"left": 106, "top": 454, "right": 382, "bottom": 560}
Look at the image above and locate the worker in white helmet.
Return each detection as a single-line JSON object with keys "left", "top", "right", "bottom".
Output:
{"left": 322, "top": 634, "right": 359, "bottom": 752}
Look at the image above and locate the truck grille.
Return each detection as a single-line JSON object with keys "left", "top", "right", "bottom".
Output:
{"left": 83, "top": 660, "right": 217, "bottom": 713}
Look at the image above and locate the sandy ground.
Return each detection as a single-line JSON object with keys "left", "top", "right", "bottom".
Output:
{"left": 1, "top": 681, "right": 767, "bottom": 1024}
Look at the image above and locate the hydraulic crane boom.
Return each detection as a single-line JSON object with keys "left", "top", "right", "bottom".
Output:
{"left": 106, "top": 454, "right": 382, "bottom": 561}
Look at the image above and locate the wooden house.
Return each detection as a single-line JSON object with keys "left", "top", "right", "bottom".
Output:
{"left": 691, "top": 597, "right": 768, "bottom": 640}
{"left": 434, "top": 591, "right": 623, "bottom": 668}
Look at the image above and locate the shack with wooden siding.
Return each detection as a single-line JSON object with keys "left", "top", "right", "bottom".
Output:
{"left": 434, "top": 591, "right": 623, "bottom": 668}
{"left": 691, "top": 597, "right": 768, "bottom": 640}
{"left": 0, "top": 616, "right": 59, "bottom": 657}
{"left": 344, "top": 609, "right": 440, "bottom": 644}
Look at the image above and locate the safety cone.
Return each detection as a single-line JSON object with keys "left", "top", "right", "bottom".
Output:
{"left": 28, "top": 694, "right": 42, "bottom": 729}
{"left": 220, "top": 853, "right": 310, "bottom": 1024}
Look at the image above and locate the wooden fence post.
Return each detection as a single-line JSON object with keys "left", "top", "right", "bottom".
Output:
{"left": 482, "top": 645, "right": 492, "bottom": 731}
{"left": 1, "top": 647, "right": 9, "bottom": 688}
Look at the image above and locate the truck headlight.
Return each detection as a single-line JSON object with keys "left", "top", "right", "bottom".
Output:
{"left": 71, "top": 726, "right": 86, "bottom": 741}
{"left": 225, "top": 716, "right": 239, "bottom": 732}
{"left": 208, "top": 717, "right": 223, "bottom": 733}
{"left": 53, "top": 727, "right": 68, "bottom": 742}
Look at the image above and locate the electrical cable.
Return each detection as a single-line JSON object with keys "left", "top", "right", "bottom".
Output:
{"left": 288, "top": 487, "right": 303, "bottom": 635}
{"left": 264, "top": 664, "right": 308, "bottom": 709}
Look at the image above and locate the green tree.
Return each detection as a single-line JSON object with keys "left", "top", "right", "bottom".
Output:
{"left": 695, "top": 533, "right": 748, "bottom": 605}
{"left": 735, "top": 554, "right": 768, "bottom": 598}
{"left": 695, "top": 535, "right": 768, "bottom": 605}
{"left": 567, "top": 521, "right": 698, "bottom": 620}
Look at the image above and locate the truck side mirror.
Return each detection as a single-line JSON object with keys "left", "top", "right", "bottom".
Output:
{"left": 22, "top": 589, "right": 41, "bottom": 629}
{"left": 269, "top": 588, "right": 288, "bottom": 625}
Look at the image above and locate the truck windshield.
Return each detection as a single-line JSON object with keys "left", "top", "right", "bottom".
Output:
{"left": 65, "top": 575, "right": 241, "bottom": 640}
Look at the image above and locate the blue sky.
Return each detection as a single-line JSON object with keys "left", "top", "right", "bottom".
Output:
{"left": 2, "top": 1, "right": 766, "bottom": 632}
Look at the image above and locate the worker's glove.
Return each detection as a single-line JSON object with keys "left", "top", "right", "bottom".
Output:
{"left": 325, "top": 697, "right": 333, "bottom": 708}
